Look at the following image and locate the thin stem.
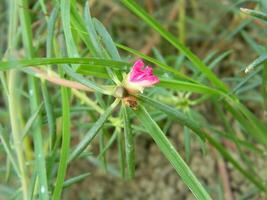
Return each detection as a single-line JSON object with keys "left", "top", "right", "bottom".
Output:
{"left": 8, "top": 70, "right": 28, "bottom": 200}
{"left": 52, "top": 68, "right": 71, "bottom": 200}
{"left": 18, "top": 0, "right": 49, "bottom": 198}
{"left": 7, "top": 0, "right": 28, "bottom": 199}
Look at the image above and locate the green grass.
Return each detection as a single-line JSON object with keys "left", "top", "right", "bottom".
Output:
{"left": 1, "top": 0, "right": 267, "bottom": 199}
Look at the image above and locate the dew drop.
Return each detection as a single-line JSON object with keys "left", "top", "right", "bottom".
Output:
{"left": 245, "top": 66, "right": 253, "bottom": 74}
{"left": 29, "top": 89, "right": 34, "bottom": 96}
{"left": 40, "top": 186, "right": 45, "bottom": 193}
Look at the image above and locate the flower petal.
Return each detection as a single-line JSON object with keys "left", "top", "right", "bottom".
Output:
{"left": 125, "top": 59, "right": 159, "bottom": 94}
{"left": 132, "top": 59, "right": 144, "bottom": 71}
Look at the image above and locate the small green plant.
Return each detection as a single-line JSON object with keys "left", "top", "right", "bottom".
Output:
{"left": 1, "top": 0, "right": 267, "bottom": 199}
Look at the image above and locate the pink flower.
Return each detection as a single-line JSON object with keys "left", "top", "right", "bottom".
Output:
{"left": 124, "top": 59, "right": 159, "bottom": 93}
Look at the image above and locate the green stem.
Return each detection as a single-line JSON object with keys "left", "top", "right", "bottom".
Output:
{"left": 52, "top": 69, "right": 71, "bottom": 200}
{"left": 8, "top": 70, "right": 28, "bottom": 200}
{"left": 71, "top": 89, "right": 104, "bottom": 114}
{"left": 18, "top": 0, "right": 49, "bottom": 198}
{"left": 7, "top": 0, "right": 28, "bottom": 199}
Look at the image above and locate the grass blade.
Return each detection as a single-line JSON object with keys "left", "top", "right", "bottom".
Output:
{"left": 244, "top": 54, "right": 267, "bottom": 74}
{"left": 158, "top": 79, "right": 223, "bottom": 95}
{"left": 70, "top": 1, "right": 96, "bottom": 55}
{"left": 226, "top": 100, "right": 267, "bottom": 146}
{"left": 0, "top": 58, "right": 130, "bottom": 71}
{"left": 22, "top": 103, "right": 43, "bottom": 139}
{"left": 122, "top": 105, "right": 135, "bottom": 179}
{"left": 52, "top": 70, "right": 71, "bottom": 200}
{"left": 240, "top": 8, "right": 267, "bottom": 21}
{"left": 135, "top": 105, "right": 212, "bottom": 200}
{"left": 83, "top": 1, "right": 102, "bottom": 57}
{"left": 121, "top": 0, "right": 227, "bottom": 91}
{"left": 19, "top": 0, "right": 49, "bottom": 197}
{"left": 61, "top": 0, "right": 79, "bottom": 68}
{"left": 97, "top": 130, "right": 118, "bottom": 159}
{"left": 94, "top": 19, "right": 121, "bottom": 61}
{"left": 46, "top": 6, "right": 59, "bottom": 58}
{"left": 99, "top": 130, "right": 108, "bottom": 171}
{"left": 117, "top": 128, "right": 125, "bottom": 178}
{"left": 62, "top": 65, "right": 111, "bottom": 95}
{"left": 63, "top": 173, "right": 91, "bottom": 188}
{"left": 68, "top": 99, "right": 120, "bottom": 162}
{"left": 41, "top": 82, "right": 56, "bottom": 149}
{"left": 138, "top": 95, "right": 267, "bottom": 193}
{"left": 0, "top": 126, "right": 19, "bottom": 176}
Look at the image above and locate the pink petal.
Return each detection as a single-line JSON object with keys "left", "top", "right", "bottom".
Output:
{"left": 126, "top": 59, "right": 159, "bottom": 92}
{"left": 144, "top": 66, "right": 153, "bottom": 75}
{"left": 129, "top": 59, "right": 145, "bottom": 81}
{"left": 132, "top": 59, "right": 144, "bottom": 71}
{"left": 135, "top": 76, "right": 159, "bottom": 87}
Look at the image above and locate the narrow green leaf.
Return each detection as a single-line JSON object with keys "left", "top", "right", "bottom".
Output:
{"left": 122, "top": 105, "right": 135, "bottom": 179}
{"left": 207, "top": 50, "right": 232, "bottom": 70}
{"left": 0, "top": 58, "right": 130, "bottom": 71}
{"left": 241, "top": 31, "right": 265, "bottom": 55}
{"left": 158, "top": 79, "right": 224, "bottom": 96}
{"left": 52, "top": 70, "right": 71, "bottom": 200}
{"left": 63, "top": 173, "right": 91, "bottom": 188}
{"left": 63, "top": 65, "right": 111, "bottom": 95}
{"left": 0, "top": 72, "right": 8, "bottom": 97}
{"left": 22, "top": 103, "right": 43, "bottom": 138}
{"left": 152, "top": 48, "right": 166, "bottom": 64}
{"left": 211, "top": 128, "right": 265, "bottom": 156}
{"left": 244, "top": 54, "right": 267, "bottom": 74}
{"left": 135, "top": 105, "right": 212, "bottom": 200}
{"left": 18, "top": 0, "right": 49, "bottom": 198}
{"left": 138, "top": 95, "right": 267, "bottom": 193}
{"left": 7, "top": 70, "right": 29, "bottom": 200}
{"left": 117, "top": 128, "right": 125, "bottom": 178}
{"left": 41, "top": 82, "right": 56, "bottom": 149}
{"left": 84, "top": 1, "right": 102, "bottom": 57}
{"left": 68, "top": 99, "right": 120, "bottom": 162}
{"left": 93, "top": 19, "right": 121, "bottom": 61}
{"left": 232, "top": 66, "right": 262, "bottom": 94}
{"left": 61, "top": 0, "right": 79, "bottom": 68}
{"left": 28, "top": 168, "right": 37, "bottom": 200}
{"left": 0, "top": 127, "right": 19, "bottom": 176}
{"left": 121, "top": 0, "right": 227, "bottom": 91}
{"left": 240, "top": 8, "right": 267, "bottom": 21}
{"left": 70, "top": 1, "right": 96, "bottom": 54}
{"left": 226, "top": 100, "right": 267, "bottom": 146}
{"left": 99, "top": 131, "right": 108, "bottom": 171}
{"left": 43, "top": 5, "right": 58, "bottom": 149}
{"left": 46, "top": 6, "right": 59, "bottom": 58}
{"left": 97, "top": 130, "right": 118, "bottom": 159}
{"left": 76, "top": 65, "right": 110, "bottom": 78}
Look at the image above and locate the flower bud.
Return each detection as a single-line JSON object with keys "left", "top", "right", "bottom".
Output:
{"left": 124, "top": 59, "right": 159, "bottom": 94}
